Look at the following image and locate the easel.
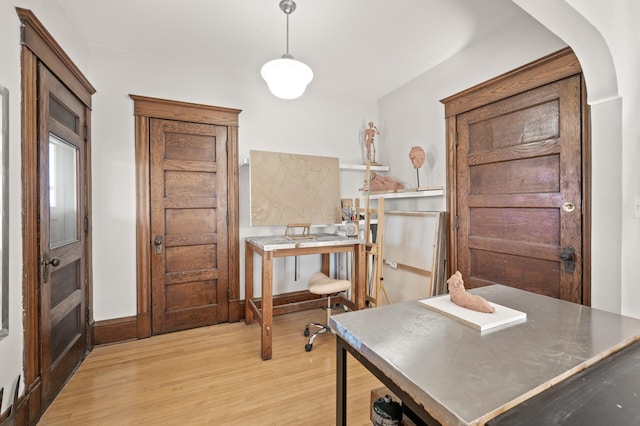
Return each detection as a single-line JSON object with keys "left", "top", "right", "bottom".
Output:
{"left": 357, "top": 159, "right": 391, "bottom": 307}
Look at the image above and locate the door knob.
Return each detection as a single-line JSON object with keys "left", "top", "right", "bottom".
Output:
{"left": 560, "top": 247, "right": 576, "bottom": 274}
{"left": 42, "top": 255, "right": 61, "bottom": 283}
{"left": 154, "top": 235, "right": 163, "bottom": 254}
{"left": 45, "top": 257, "right": 61, "bottom": 267}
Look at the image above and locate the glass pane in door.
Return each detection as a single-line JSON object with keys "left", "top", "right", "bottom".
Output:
{"left": 49, "top": 134, "right": 78, "bottom": 248}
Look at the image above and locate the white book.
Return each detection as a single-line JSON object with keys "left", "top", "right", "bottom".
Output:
{"left": 418, "top": 294, "right": 526, "bottom": 333}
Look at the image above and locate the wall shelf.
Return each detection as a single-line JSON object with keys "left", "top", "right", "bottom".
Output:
{"left": 311, "top": 219, "right": 377, "bottom": 228}
{"left": 369, "top": 187, "right": 444, "bottom": 199}
{"left": 339, "top": 163, "right": 390, "bottom": 172}
{"left": 240, "top": 158, "right": 390, "bottom": 172}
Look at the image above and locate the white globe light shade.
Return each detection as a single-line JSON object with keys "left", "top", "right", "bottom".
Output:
{"left": 261, "top": 57, "right": 313, "bottom": 100}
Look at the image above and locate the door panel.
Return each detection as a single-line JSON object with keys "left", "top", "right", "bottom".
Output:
{"left": 39, "top": 64, "right": 87, "bottom": 404}
{"left": 457, "top": 75, "right": 582, "bottom": 302}
{"left": 150, "top": 118, "right": 229, "bottom": 334}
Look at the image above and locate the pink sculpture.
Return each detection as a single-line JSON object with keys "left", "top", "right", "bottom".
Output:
{"left": 409, "top": 146, "right": 425, "bottom": 169}
{"left": 409, "top": 146, "right": 425, "bottom": 188}
{"left": 369, "top": 172, "right": 404, "bottom": 192}
{"left": 447, "top": 271, "right": 495, "bottom": 313}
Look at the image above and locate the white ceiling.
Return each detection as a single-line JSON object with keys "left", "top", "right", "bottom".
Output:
{"left": 58, "top": 0, "right": 531, "bottom": 99}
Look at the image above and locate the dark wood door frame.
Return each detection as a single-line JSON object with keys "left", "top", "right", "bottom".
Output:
{"left": 441, "top": 47, "right": 592, "bottom": 305}
{"left": 131, "top": 95, "right": 241, "bottom": 339}
{"left": 17, "top": 8, "right": 95, "bottom": 424}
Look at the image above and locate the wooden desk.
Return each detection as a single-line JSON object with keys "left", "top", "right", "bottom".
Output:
{"left": 331, "top": 285, "right": 640, "bottom": 425}
{"left": 245, "top": 233, "right": 366, "bottom": 360}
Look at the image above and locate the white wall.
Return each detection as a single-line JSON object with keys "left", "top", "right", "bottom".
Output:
{"left": 568, "top": 0, "right": 640, "bottom": 320}
{"left": 607, "top": 0, "right": 640, "bottom": 319}
{"left": 379, "top": 16, "right": 566, "bottom": 213}
{"left": 379, "top": 0, "right": 640, "bottom": 319}
{"left": 2, "top": 0, "right": 638, "bottom": 414}
{"left": 88, "top": 45, "right": 379, "bottom": 319}
{"left": 0, "top": 1, "right": 25, "bottom": 412}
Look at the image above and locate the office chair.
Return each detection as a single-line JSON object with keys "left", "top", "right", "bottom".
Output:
{"left": 303, "top": 271, "right": 351, "bottom": 352}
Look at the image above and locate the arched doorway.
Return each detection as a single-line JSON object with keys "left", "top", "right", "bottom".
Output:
{"left": 514, "top": 0, "right": 623, "bottom": 314}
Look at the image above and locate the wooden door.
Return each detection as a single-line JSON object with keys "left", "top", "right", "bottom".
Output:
{"left": 150, "top": 118, "right": 229, "bottom": 334}
{"left": 456, "top": 75, "right": 583, "bottom": 302}
{"left": 38, "top": 64, "right": 88, "bottom": 404}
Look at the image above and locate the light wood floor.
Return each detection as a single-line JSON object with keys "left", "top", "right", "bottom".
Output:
{"left": 39, "top": 309, "right": 382, "bottom": 425}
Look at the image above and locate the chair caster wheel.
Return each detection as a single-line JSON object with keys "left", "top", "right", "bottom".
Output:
{"left": 305, "top": 343, "right": 313, "bottom": 352}
{"left": 304, "top": 327, "right": 309, "bottom": 337}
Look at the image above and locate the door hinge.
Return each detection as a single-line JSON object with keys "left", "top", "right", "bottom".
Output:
{"left": 455, "top": 215, "right": 460, "bottom": 230}
{"left": 226, "top": 140, "right": 228, "bottom": 154}
{"left": 227, "top": 288, "right": 231, "bottom": 301}
{"left": 84, "top": 216, "right": 89, "bottom": 233}
{"left": 83, "top": 125, "right": 89, "bottom": 142}
{"left": 454, "top": 131, "right": 459, "bottom": 147}
{"left": 85, "top": 307, "right": 91, "bottom": 323}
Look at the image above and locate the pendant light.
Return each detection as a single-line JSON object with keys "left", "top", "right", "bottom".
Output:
{"left": 261, "top": 0, "right": 313, "bottom": 99}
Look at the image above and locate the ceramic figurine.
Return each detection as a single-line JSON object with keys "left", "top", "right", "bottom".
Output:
{"left": 369, "top": 172, "right": 404, "bottom": 192}
{"left": 447, "top": 271, "right": 495, "bottom": 313}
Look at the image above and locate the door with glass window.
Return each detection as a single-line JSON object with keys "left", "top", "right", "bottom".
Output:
{"left": 38, "top": 64, "right": 88, "bottom": 405}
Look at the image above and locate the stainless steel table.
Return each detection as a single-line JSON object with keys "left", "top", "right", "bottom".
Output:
{"left": 331, "top": 285, "right": 640, "bottom": 425}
